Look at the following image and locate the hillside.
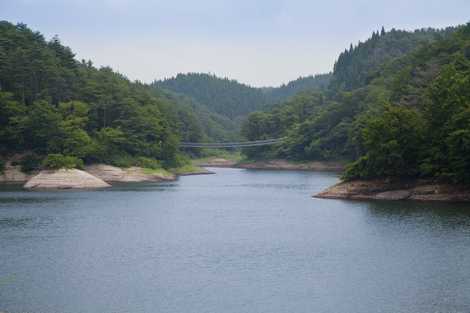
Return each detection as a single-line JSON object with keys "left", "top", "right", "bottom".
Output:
{"left": 152, "top": 73, "right": 268, "bottom": 120}
{"left": 155, "top": 89, "right": 241, "bottom": 142}
{"left": 261, "top": 73, "right": 332, "bottom": 104}
{"left": 242, "top": 24, "right": 470, "bottom": 184}
{"left": 330, "top": 26, "right": 455, "bottom": 90}
{"left": 0, "top": 21, "right": 202, "bottom": 170}
{"left": 151, "top": 72, "right": 332, "bottom": 125}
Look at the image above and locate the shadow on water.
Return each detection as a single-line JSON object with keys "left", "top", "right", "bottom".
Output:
{"left": 104, "top": 182, "right": 179, "bottom": 192}
{"left": 0, "top": 216, "right": 54, "bottom": 229}
{"left": 364, "top": 200, "right": 470, "bottom": 230}
{"left": 0, "top": 217, "right": 34, "bottom": 227}
{"left": 0, "top": 197, "right": 60, "bottom": 204}
{"left": 0, "top": 183, "right": 25, "bottom": 191}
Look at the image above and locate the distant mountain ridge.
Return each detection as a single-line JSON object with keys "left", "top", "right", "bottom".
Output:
{"left": 151, "top": 72, "right": 331, "bottom": 122}
{"left": 261, "top": 73, "right": 332, "bottom": 104}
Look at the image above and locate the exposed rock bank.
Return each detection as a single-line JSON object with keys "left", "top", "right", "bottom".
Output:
{"left": 237, "top": 159, "right": 345, "bottom": 172}
{"left": 24, "top": 169, "right": 110, "bottom": 189}
{"left": 85, "top": 164, "right": 175, "bottom": 183}
{"left": 315, "top": 179, "right": 470, "bottom": 202}
{"left": 0, "top": 162, "right": 35, "bottom": 183}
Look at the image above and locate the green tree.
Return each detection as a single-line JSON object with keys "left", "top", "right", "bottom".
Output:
{"left": 344, "top": 105, "right": 425, "bottom": 180}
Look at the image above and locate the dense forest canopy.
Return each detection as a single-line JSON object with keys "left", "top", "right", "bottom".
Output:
{"left": 2, "top": 19, "right": 470, "bottom": 186}
{"left": 151, "top": 72, "right": 332, "bottom": 125}
{"left": 0, "top": 21, "right": 205, "bottom": 170}
{"left": 261, "top": 73, "right": 332, "bottom": 104}
{"left": 242, "top": 24, "right": 470, "bottom": 184}
{"left": 331, "top": 26, "right": 456, "bottom": 91}
{"left": 154, "top": 88, "right": 241, "bottom": 142}
{"left": 152, "top": 73, "right": 268, "bottom": 120}
{"left": 0, "top": 20, "right": 331, "bottom": 172}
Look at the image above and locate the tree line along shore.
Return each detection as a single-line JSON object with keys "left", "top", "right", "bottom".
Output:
{"left": 2, "top": 21, "right": 470, "bottom": 200}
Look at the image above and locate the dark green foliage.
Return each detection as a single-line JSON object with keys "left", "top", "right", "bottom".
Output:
{"left": 0, "top": 91, "right": 27, "bottom": 153}
{"left": 135, "top": 157, "right": 162, "bottom": 169}
{"left": 152, "top": 73, "right": 268, "bottom": 120}
{"left": 42, "top": 154, "right": 84, "bottom": 169}
{"left": 0, "top": 21, "right": 199, "bottom": 169}
{"left": 261, "top": 74, "right": 332, "bottom": 104}
{"left": 331, "top": 27, "right": 455, "bottom": 91}
{"left": 155, "top": 89, "right": 240, "bottom": 143}
{"left": 242, "top": 23, "right": 470, "bottom": 184}
{"left": 445, "top": 117, "right": 470, "bottom": 184}
{"left": 151, "top": 73, "right": 332, "bottom": 129}
{"left": 418, "top": 49, "right": 470, "bottom": 182}
{"left": 343, "top": 105, "right": 425, "bottom": 180}
{"left": 0, "top": 159, "right": 4, "bottom": 173}
{"left": 19, "top": 153, "right": 42, "bottom": 173}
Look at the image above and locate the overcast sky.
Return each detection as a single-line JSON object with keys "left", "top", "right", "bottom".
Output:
{"left": 2, "top": 0, "right": 470, "bottom": 87}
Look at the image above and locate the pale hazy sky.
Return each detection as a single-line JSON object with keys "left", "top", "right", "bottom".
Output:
{"left": 2, "top": 0, "right": 470, "bottom": 87}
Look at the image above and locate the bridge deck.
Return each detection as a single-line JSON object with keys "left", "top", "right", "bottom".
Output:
{"left": 180, "top": 138, "right": 284, "bottom": 148}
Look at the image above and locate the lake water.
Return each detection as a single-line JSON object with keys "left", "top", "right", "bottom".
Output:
{"left": 1, "top": 168, "right": 470, "bottom": 313}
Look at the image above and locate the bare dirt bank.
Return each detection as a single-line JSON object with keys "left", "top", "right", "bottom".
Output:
{"left": 315, "top": 179, "right": 470, "bottom": 202}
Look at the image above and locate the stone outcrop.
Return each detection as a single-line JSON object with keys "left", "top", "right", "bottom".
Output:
{"left": 0, "top": 162, "right": 35, "bottom": 183}
{"left": 24, "top": 169, "right": 111, "bottom": 189}
{"left": 85, "top": 164, "right": 175, "bottom": 183}
{"left": 315, "top": 179, "right": 470, "bottom": 202}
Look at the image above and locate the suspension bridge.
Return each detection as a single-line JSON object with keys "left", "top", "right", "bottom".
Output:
{"left": 179, "top": 138, "right": 285, "bottom": 148}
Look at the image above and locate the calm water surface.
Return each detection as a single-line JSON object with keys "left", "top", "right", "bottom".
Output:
{"left": 1, "top": 168, "right": 470, "bottom": 313}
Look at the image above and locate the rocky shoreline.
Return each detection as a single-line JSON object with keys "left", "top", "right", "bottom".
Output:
{"left": 0, "top": 162, "right": 211, "bottom": 190}
{"left": 236, "top": 159, "right": 345, "bottom": 172}
{"left": 315, "top": 179, "right": 470, "bottom": 202}
{"left": 4, "top": 159, "right": 469, "bottom": 201}
{"left": 0, "top": 162, "right": 35, "bottom": 183}
{"left": 85, "top": 164, "right": 176, "bottom": 183}
{"left": 24, "top": 169, "right": 111, "bottom": 190}
{"left": 195, "top": 158, "right": 345, "bottom": 172}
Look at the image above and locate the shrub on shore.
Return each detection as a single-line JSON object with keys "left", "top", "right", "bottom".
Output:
{"left": 42, "top": 154, "right": 84, "bottom": 170}
{"left": 20, "top": 154, "right": 43, "bottom": 173}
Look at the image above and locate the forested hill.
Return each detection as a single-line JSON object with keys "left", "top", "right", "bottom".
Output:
{"left": 155, "top": 88, "right": 240, "bottom": 142}
{"left": 242, "top": 24, "right": 470, "bottom": 184}
{"left": 151, "top": 72, "right": 331, "bottom": 121}
{"left": 261, "top": 73, "right": 332, "bottom": 104}
{"left": 0, "top": 21, "right": 214, "bottom": 170}
{"left": 152, "top": 73, "right": 268, "bottom": 120}
{"left": 331, "top": 26, "right": 456, "bottom": 91}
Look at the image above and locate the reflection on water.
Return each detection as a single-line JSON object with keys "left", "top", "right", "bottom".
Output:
{"left": 0, "top": 196, "right": 60, "bottom": 204}
{"left": 0, "top": 217, "right": 34, "bottom": 228}
{"left": 1, "top": 168, "right": 470, "bottom": 313}
{"left": 366, "top": 200, "right": 470, "bottom": 230}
